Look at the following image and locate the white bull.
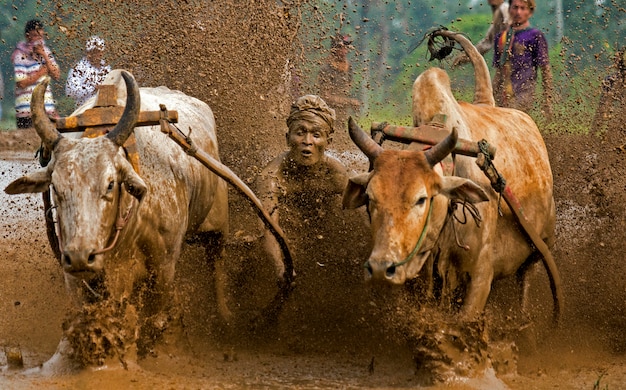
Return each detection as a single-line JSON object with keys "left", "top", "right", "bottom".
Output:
{"left": 342, "top": 30, "right": 562, "bottom": 321}
{"left": 5, "top": 70, "right": 230, "bottom": 364}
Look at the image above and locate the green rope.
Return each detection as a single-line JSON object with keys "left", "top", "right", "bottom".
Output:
{"left": 393, "top": 197, "right": 434, "bottom": 268}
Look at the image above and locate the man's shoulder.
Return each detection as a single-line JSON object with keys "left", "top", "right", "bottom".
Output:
{"left": 259, "top": 151, "right": 289, "bottom": 178}
{"left": 11, "top": 45, "right": 28, "bottom": 63}
{"left": 323, "top": 153, "right": 348, "bottom": 172}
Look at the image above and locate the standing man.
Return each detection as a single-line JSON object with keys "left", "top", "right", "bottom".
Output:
{"left": 452, "top": 0, "right": 510, "bottom": 67}
{"left": 11, "top": 19, "right": 60, "bottom": 129}
{"left": 66, "top": 36, "right": 112, "bottom": 108}
{"left": 317, "top": 33, "right": 360, "bottom": 148}
{"left": 492, "top": 0, "right": 554, "bottom": 117}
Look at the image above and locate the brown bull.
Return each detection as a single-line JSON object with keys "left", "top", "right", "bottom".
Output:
{"left": 343, "top": 30, "right": 562, "bottom": 321}
{"left": 5, "top": 70, "right": 230, "bottom": 366}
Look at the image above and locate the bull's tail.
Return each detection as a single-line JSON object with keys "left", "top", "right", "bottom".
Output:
{"left": 430, "top": 29, "right": 495, "bottom": 107}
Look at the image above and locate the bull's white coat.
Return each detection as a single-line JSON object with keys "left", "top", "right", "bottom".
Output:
{"left": 5, "top": 70, "right": 229, "bottom": 365}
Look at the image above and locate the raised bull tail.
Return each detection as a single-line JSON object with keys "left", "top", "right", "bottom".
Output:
{"left": 431, "top": 29, "right": 495, "bottom": 107}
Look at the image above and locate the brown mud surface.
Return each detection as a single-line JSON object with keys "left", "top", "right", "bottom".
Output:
{"left": 2, "top": 118, "right": 626, "bottom": 390}
{"left": 2, "top": 1, "right": 626, "bottom": 388}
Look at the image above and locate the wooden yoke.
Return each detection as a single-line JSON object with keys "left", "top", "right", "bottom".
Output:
{"left": 55, "top": 85, "right": 178, "bottom": 132}
{"left": 54, "top": 84, "right": 179, "bottom": 174}
{"left": 371, "top": 121, "right": 497, "bottom": 160}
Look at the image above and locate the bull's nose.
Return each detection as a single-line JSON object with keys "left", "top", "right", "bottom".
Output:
{"left": 364, "top": 259, "right": 397, "bottom": 281}
{"left": 62, "top": 249, "right": 98, "bottom": 273}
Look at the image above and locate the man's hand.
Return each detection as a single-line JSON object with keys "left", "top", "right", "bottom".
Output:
{"left": 32, "top": 41, "right": 45, "bottom": 56}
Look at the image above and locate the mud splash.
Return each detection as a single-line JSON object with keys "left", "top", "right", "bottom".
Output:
{"left": 63, "top": 299, "right": 138, "bottom": 368}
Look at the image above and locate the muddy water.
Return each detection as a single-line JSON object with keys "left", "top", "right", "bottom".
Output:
{"left": 3, "top": 134, "right": 626, "bottom": 389}
{"left": 2, "top": 0, "right": 626, "bottom": 387}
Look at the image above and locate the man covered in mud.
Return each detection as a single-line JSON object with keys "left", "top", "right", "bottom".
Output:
{"left": 256, "top": 94, "right": 349, "bottom": 279}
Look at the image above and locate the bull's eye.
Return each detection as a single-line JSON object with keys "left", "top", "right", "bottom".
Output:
{"left": 415, "top": 197, "right": 427, "bottom": 207}
{"left": 107, "top": 181, "right": 115, "bottom": 192}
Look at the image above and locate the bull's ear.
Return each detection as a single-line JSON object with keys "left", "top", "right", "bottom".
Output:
{"left": 440, "top": 176, "right": 489, "bottom": 203}
{"left": 4, "top": 169, "right": 51, "bottom": 194}
{"left": 121, "top": 166, "right": 147, "bottom": 201}
{"left": 342, "top": 172, "right": 371, "bottom": 209}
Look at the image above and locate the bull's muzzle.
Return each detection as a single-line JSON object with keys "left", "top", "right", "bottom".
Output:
{"left": 363, "top": 259, "right": 404, "bottom": 284}
{"left": 62, "top": 249, "right": 101, "bottom": 274}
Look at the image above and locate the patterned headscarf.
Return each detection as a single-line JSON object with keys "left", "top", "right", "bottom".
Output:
{"left": 286, "top": 95, "right": 336, "bottom": 134}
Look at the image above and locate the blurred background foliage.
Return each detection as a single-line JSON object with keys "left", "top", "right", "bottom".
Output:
{"left": 0, "top": 0, "right": 623, "bottom": 133}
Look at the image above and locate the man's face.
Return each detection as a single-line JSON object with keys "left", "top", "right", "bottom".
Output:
{"left": 87, "top": 49, "right": 104, "bottom": 64}
{"left": 26, "top": 28, "right": 44, "bottom": 43}
{"left": 509, "top": 0, "right": 533, "bottom": 27}
{"left": 286, "top": 120, "right": 331, "bottom": 167}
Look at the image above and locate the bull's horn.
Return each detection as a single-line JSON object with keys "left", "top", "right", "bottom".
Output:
{"left": 424, "top": 127, "right": 458, "bottom": 167}
{"left": 32, "top": 77, "right": 62, "bottom": 150}
{"left": 436, "top": 30, "right": 494, "bottom": 107}
{"left": 348, "top": 117, "right": 383, "bottom": 161}
{"left": 106, "top": 70, "right": 140, "bottom": 146}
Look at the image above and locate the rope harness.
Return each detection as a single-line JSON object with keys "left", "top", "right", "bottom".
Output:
{"left": 448, "top": 198, "right": 482, "bottom": 251}
{"left": 390, "top": 197, "right": 434, "bottom": 268}
{"left": 478, "top": 139, "right": 506, "bottom": 216}
{"left": 47, "top": 185, "right": 135, "bottom": 261}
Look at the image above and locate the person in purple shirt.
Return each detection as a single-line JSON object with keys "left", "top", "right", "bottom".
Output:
{"left": 493, "top": 0, "right": 553, "bottom": 118}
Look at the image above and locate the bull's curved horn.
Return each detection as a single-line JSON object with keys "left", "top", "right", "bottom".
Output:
{"left": 32, "top": 77, "right": 62, "bottom": 150}
{"left": 424, "top": 127, "right": 458, "bottom": 167}
{"left": 348, "top": 117, "right": 383, "bottom": 161}
{"left": 106, "top": 71, "right": 140, "bottom": 146}
{"left": 435, "top": 30, "right": 495, "bottom": 107}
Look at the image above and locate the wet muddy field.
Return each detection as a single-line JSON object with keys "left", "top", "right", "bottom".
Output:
{"left": 1, "top": 121, "right": 626, "bottom": 389}
{"left": 2, "top": 1, "right": 626, "bottom": 388}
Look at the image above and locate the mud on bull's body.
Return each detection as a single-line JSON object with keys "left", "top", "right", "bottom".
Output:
{"left": 343, "top": 30, "right": 562, "bottom": 321}
{"left": 5, "top": 70, "right": 229, "bottom": 364}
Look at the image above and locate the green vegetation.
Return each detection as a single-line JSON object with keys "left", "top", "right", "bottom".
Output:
{"left": 0, "top": 1, "right": 620, "bottom": 135}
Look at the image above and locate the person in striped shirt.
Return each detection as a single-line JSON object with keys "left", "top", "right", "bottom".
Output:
{"left": 11, "top": 19, "right": 60, "bottom": 129}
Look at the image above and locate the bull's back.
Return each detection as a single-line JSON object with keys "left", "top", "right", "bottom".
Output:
{"left": 457, "top": 103, "right": 555, "bottom": 241}
{"left": 133, "top": 87, "right": 224, "bottom": 234}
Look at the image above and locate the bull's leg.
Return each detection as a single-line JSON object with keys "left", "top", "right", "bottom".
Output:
{"left": 515, "top": 253, "right": 542, "bottom": 354}
{"left": 516, "top": 253, "right": 541, "bottom": 317}
{"left": 194, "top": 231, "right": 232, "bottom": 323}
{"left": 134, "top": 242, "right": 182, "bottom": 358}
{"left": 460, "top": 266, "right": 494, "bottom": 319}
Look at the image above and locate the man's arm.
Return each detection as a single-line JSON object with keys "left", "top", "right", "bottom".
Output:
{"left": 15, "top": 66, "right": 48, "bottom": 89}
{"left": 38, "top": 45, "right": 60, "bottom": 80}
{"left": 14, "top": 45, "right": 60, "bottom": 89}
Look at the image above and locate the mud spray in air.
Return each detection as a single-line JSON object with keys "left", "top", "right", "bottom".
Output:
{"left": 1, "top": 0, "right": 626, "bottom": 388}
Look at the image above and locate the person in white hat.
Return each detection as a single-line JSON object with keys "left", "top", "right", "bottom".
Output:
{"left": 66, "top": 35, "right": 112, "bottom": 108}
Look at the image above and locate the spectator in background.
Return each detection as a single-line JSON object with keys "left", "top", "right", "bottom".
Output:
{"left": 11, "top": 19, "right": 60, "bottom": 129}
{"left": 317, "top": 33, "right": 360, "bottom": 144}
{"left": 452, "top": 0, "right": 510, "bottom": 67}
{"left": 66, "top": 36, "right": 112, "bottom": 108}
{"left": 591, "top": 47, "right": 626, "bottom": 133}
{"left": 492, "top": 0, "right": 553, "bottom": 117}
